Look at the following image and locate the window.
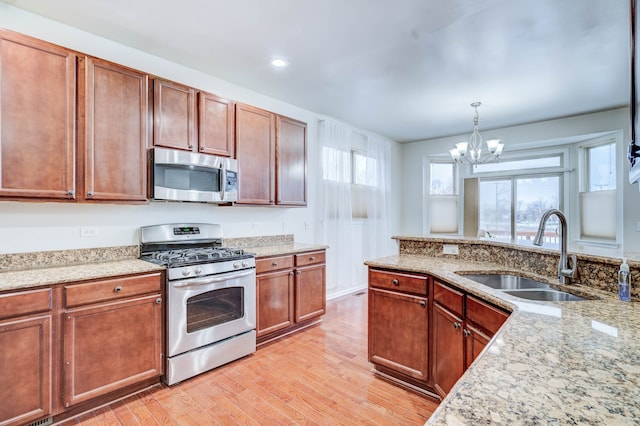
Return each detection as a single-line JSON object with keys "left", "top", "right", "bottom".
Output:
{"left": 579, "top": 139, "right": 617, "bottom": 242}
{"left": 479, "top": 175, "right": 560, "bottom": 245}
{"left": 352, "top": 150, "right": 377, "bottom": 186}
{"left": 321, "top": 146, "right": 350, "bottom": 182}
{"left": 428, "top": 161, "right": 458, "bottom": 234}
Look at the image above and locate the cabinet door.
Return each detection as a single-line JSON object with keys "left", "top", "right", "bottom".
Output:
{"left": 235, "top": 103, "right": 275, "bottom": 204}
{"left": 63, "top": 294, "right": 162, "bottom": 407}
{"left": 368, "top": 288, "right": 429, "bottom": 382}
{"left": 198, "top": 91, "right": 234, "bottom": 157}
{"left": 0, "top": 315, "right": 52, "bottom": 426}
{"left": 0, "top": 30, "right": 76, "bottom": 200}
{"left": 432, "top": 303, "right": 465, "bottom": 397}
{"left": 276, "top": 115, "right": 306, "bottom": 206}
{"left": 295, "top": 264, "right": 326, "bottom": 322}
{"left": 82, "top": 57, "right": 149, "bottom": 201}
{"left": 464, "top": 322, "right": 491, "bottom": 369}
{"left": 256, "top": 270, "right": 294, "bottom": 337}
{"left": 153, "top": 79, "right": 196, "bottom": 151}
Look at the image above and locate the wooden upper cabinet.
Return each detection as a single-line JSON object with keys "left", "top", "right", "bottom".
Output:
{"left": 235, "top": 103, "right": 275, "bottom": 204}
{"left": 0, "top": 30, "right": 76, "bottom": 200}
{"left": 198, "top": 91, "right": 234, "bottom": 157}
{"left": 276, "top": 116, "right": 307, "bottom": 206}
{"left": 153, "top": 78, "right": 196, "bottom": 151}
{"left": 80, "top": 57, "right": 149, "bottom": 202}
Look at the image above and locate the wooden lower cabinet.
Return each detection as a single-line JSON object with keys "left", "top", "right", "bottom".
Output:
{"left": 0, "top": 272, "right": 164, "bottom": 426}
{"left": 431, "top": 280, "right": 509, "bottom": 398}
{"left": 368, "top": 268, "right": 510, "bottom": 399}
{"left": 368, "top": 288, "right": 429, "bottom": 382}
{"left": 432, "top": 303, "right": 465, "bottom": 395}
{"left": 256, "top": 269, "right": 294, "bottom": 337}
{"left": 256, "top": 250, "right": 326, "bottom": 344}
{"left": 0, "top": 313, "right": 52, "bottom": 426}
{"left": 63, "top": 293, "right": 163, "bottom": 407}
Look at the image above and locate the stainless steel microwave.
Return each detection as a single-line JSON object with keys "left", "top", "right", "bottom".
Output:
{"left": 151, "top": 147, "right": 238, "bottom": 203}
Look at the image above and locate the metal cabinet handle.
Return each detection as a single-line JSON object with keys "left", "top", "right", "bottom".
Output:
{"left": 289, "top": 271, "right": 294, "bottom": 276}
{"left": 453, "top": 322, "right": 461, "bottom": 329}
{"left": 392, "top": 279, "right": 399, "bottom": 286}
{"left": 114, "top": 286, "right": 122, "bottom": 293}
{"left": 67, "top": 190, "right": 74, "bottom": 196}
{"left": 87, "top": 191, "right": 94, "bottom": 197}
{"left": 310, "top": 256, "right": 315, "bottom": 260}
{"left": 463, "top": 329, "right": 471, "bottom": 337}
{"left": 420, "top": 300, "right": 426, "bottom": 307}
{"left": 155, "top": 297, "right": 162, "bottom": 304}
{"left": 272, "top": 262, "right": 278, "bottom": 267}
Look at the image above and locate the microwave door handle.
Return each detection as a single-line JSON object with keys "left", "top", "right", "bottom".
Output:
{"left": 171, "top": 269, "right": 255, "bottom": 288}
{"left": 220, "top": 166, "right": 226, "bottom": 201}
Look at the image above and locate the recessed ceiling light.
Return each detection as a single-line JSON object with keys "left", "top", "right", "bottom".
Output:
{"left": 270, "top": 57, "right": 289, "bottom": 68}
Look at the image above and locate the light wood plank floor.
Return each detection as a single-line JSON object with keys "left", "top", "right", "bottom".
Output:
{"left": 60, "top": 292, "right": 438, "bottom": 425}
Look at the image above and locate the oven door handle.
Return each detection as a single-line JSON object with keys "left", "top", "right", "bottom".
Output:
{"left": 171, "top": 269, "right": 255, "bottom": 288}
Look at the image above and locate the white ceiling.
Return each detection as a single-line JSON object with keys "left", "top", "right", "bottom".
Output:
{"left": 2, "top": 0, "right": 631, "bottom": 142}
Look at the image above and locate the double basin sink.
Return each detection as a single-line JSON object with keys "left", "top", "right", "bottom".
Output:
{"left": 462, "top": 274, "right": 588, "bottom": 302}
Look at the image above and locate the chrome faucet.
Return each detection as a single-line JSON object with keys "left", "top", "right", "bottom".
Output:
{"left": 533, "top": 209, "right": 577, "bottom": 284}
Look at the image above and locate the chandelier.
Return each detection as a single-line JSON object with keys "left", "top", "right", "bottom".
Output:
{"left": 449, "top": 102, "right": 504, "bottom": 165}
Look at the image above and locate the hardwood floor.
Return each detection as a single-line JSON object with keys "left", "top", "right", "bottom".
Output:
{"left": 59, "top": 292, "right": 438, "bottom": 425}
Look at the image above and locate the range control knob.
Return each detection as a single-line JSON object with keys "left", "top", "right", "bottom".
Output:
{"left": 181, "top": 269, "right": 191, "bottom": 277}
{"left": 233, "top": 262, "right": 240, "bottom": 269}
{"left": 242, "top": 261, "right": 249, "bottom": 268}
{"left": 194, "top": 267, "right": 203, "bottom": 275}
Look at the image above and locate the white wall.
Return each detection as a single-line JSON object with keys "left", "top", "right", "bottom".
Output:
{"left": 0, "top": 4, "right": 403, "bottom": 255}
{"left": 401, "top": 108, "right": 640, "bottom": 255}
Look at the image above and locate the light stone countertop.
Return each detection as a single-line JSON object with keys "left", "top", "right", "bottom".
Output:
{"left": 242, "top": 243, "right": 328, "bottom": 258}
{"left": 365, "top": 255, "right": 640, "bottom": 425}
{"left": 0, "top": 259, "right": 165, "bottom": 292}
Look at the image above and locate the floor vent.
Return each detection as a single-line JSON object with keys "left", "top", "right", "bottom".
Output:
{"left": 27, "top": 417, "right": 52, "bottom": 426}
{"left": 353, "top": 291, "right": 366, "bottom": 296}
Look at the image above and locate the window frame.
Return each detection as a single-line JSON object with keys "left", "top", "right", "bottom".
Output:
{"left": 424, "top": 157, "right": 459, "bottom": 235}
{"left": 574, "top": 134, "right": 622, "bottom": 249}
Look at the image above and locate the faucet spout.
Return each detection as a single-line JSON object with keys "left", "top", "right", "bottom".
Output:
{"left": 533, "top": 209, "right": 576, "bottom": 284}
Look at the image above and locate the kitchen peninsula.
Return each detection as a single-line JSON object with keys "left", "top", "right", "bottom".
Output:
{"left": 366, "top": 236, "right": 640, "bottom": 425}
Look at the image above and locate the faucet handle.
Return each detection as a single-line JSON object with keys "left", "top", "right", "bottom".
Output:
{"left": 561, "top": 254, "right": 577, "bottom": 279}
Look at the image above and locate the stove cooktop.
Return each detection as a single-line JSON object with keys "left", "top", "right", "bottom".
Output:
{"left": 141, "top": 246, "right": 252, "bottom": 268}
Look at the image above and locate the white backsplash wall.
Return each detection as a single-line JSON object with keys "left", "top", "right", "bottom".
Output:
{"left": 0, "top": 201, "right": 316, "bottom": 254}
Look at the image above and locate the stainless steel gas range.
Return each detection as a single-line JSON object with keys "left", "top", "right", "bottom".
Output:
{"left": 140, "top": 223, "right": 256, "bottom": 385}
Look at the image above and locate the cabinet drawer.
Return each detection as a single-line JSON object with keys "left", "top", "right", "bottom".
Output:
{"left": 369, "top": 269, "right": 428, "bottom": 296}
{"left": 0, "top": 288, "right": 51, "bottom": 320}
{"left": 466, "top": 295, "right": 509, "bottom": 335}
{"left": 65, "top": 273, "right": 162, "bottom": 308}
{"left": 256, "top": 255, "right": 294, "bottom": 274}
{"left": 433, "top": 281, "right": 464, "bottom": 317}
{"left": 295, "top": 251, "right": 325, "bottom": 267}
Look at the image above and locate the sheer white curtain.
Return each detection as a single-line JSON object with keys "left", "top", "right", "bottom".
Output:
{"left": 317, "top": 120, "right": 355, "bottom": 296}
{"left": 363, "top": 135, "right": 394, "bottom": 261}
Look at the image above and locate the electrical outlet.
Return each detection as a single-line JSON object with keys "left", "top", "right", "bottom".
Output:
{"left": 80, "top": 227, "right": 98, "bottom": 237}
{"left": 443, "top": 244, "right": 459, "bottom": 255}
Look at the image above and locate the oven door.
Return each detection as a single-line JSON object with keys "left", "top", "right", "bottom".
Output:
{"left": 167, "top": 268, "right": 256, "bottom": 357}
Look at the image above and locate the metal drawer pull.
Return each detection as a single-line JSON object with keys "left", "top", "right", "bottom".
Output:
{"left": 392, "top": 279, "right": 399, "bottom": 286}
{"left": 310, "top": 256, "right": 315, "bottom": 260}
{"left": 114, "top": 286, "right": 122, "bottom": 293}
{"left": 272, "top": 262, "right": 278, "bottom": 267}
{"left": 156, "top": 297, "right": 162, "bottom": 304}
{"left": 420, "top": 300, "right": 426, "bottom": 307}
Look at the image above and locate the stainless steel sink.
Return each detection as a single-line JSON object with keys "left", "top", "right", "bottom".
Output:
{"left": 463, "top": 274, "right": 551, "bottom": 290}
{"left": 460, "top": 273, "right": 589, "bottom": 302}
{"left": 503, "top": 289, "right": 587, "bottom": 302}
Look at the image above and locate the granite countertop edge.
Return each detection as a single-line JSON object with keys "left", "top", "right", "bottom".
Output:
{"left": 0, "top": 259, "right": 166, "bottom": 292}
{"left": 365, "top": 254, "right": 640, "bottom": 425}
